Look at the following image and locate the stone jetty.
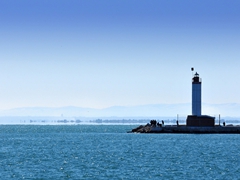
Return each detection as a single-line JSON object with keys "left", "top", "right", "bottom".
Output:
{"left": 130, "top": 120, "right": 240, "bottom": 134}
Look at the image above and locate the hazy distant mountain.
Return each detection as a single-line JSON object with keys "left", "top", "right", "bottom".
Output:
{"left": 0, "top": 103, "right": 239, "bottom": 117}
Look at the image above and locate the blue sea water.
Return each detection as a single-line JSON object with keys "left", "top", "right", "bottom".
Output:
{"left": 0, "top": 125, "right": 239, "bottom": 180}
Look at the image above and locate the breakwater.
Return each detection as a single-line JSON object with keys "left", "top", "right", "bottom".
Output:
{"left": 130, "top": 124, "right": 240, "bottom": 134}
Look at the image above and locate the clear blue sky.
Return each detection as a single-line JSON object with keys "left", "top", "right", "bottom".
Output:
{"left": 0, "top": 0, "right": 240, "bottom": 110}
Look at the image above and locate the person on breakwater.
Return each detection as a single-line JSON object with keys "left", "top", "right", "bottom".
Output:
{"left": 157, "top": 122, "right": 161, "bottom": 127}
{"left": 150, "top": 120, "right": 157, "bottom": 127}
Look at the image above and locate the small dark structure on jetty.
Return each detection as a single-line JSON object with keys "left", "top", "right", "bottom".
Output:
{"left": 129, "top": 69, "right": 240, "bottom": 134}
{"left": 186, "top": 115, "right": 215, "bottom": 127}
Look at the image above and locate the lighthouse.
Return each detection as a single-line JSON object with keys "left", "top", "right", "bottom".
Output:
{"left": 186, "top": 69, "right": 215, "bottom": 127}
{"left": 192, "top": 72, "right": 201, "bottom": 116}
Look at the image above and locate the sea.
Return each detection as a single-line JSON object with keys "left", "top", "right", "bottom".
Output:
{"left": 0, "top": 125, "right": 239, "bottom": 180}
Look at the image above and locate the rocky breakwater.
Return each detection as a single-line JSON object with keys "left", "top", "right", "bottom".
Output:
{"left": 131, "top": 124, "right": 152, "bottom": 133}
{"left": 129, "top": 120, "right": 240, "bottom": 134}
{"left": 131, "top": 120, "right": 162, "bottom": 133}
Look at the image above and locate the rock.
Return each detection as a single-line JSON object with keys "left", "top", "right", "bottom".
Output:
{"left": 132, "top": 125, "right": 144, "bottom": 132}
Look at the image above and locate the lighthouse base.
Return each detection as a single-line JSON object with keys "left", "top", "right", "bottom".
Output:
{"left": 186, "top": 115, "right": 215, "bottom": 127}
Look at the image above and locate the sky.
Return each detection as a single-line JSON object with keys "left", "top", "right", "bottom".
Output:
{"left": 0, "top": 0, "right": 240, "bottom": 110}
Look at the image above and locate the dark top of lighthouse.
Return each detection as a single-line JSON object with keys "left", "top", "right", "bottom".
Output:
{"left": 192, "top": 72, "right": 201, "bottom": 83}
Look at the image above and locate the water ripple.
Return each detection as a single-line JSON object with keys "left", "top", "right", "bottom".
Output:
{"left": 0, "top": 125, "right": 239, "bottom": 179}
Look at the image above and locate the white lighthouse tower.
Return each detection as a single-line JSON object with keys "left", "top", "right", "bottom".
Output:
{"left": 187, "top": 69, "right": 215, "bottom": 127}
{"left": 192, "top": 72, "right": 201, "bottom": 116}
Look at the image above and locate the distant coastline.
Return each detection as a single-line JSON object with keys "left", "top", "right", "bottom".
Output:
{"left": 0, "top": 116, "right": 240, "bottom": 125}
{"left": 1, "top": 103, "right": 240, "bottom": 117}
